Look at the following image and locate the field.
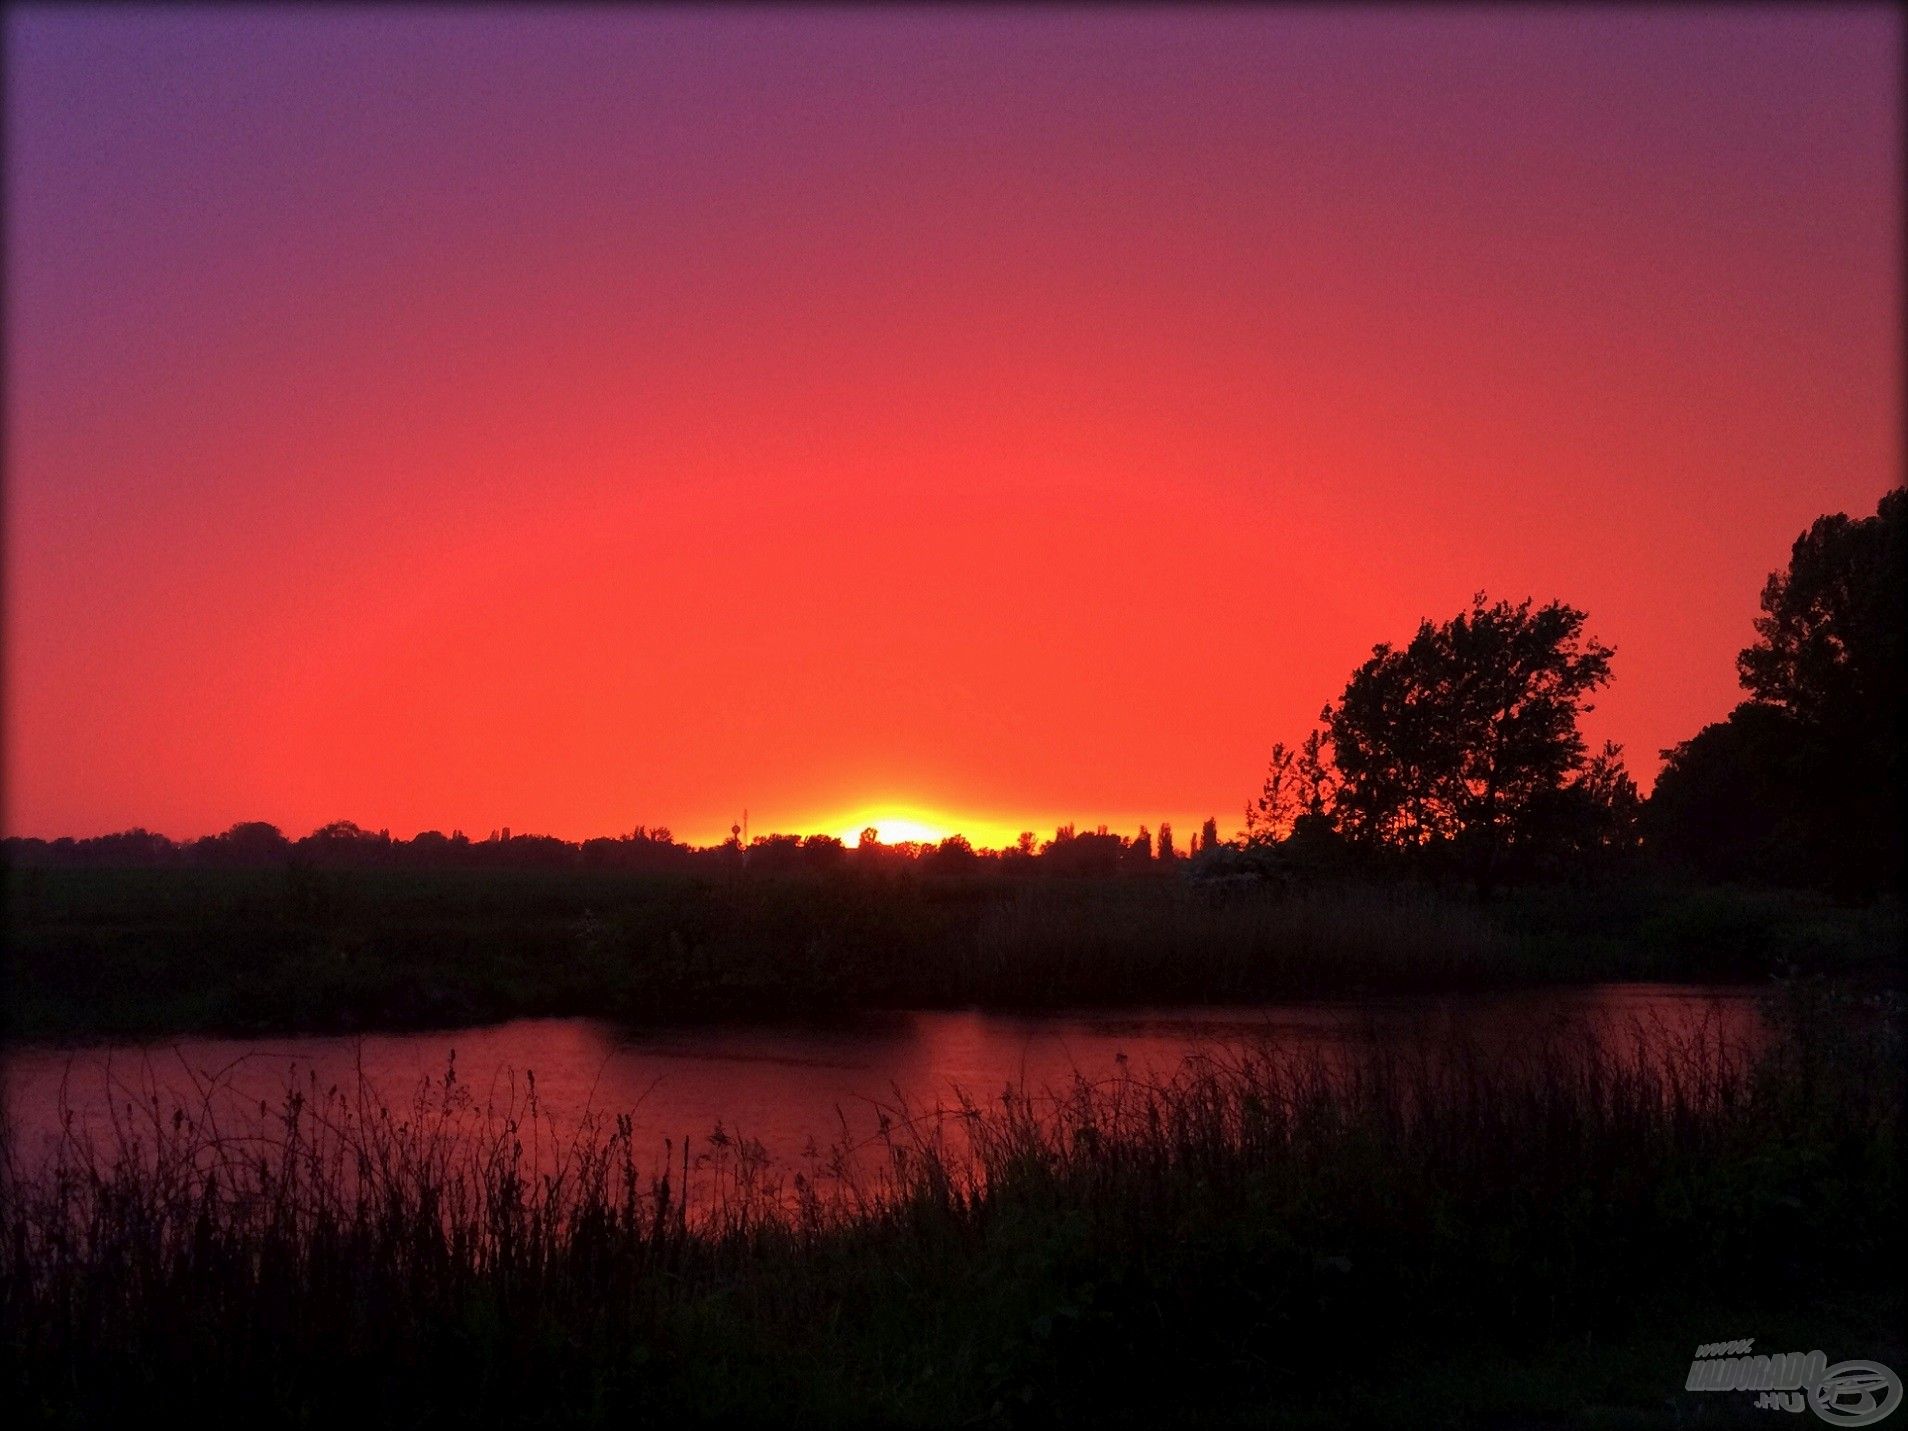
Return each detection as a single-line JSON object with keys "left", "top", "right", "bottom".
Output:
{"left": 4, "top": 865, "right": 1899, "bottom": 1039}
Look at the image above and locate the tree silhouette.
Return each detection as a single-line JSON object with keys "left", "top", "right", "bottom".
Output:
{"left": 1648, "top": 704, "right": 1808, "bottom": 885}
{"left": 1738, "top": 489, "right": 1904, "bottom": 727}
{"left": 1652, "top": 487, "right": 1904, "bottom": 896}
{"left": 1572, "top": 742, "right": 1644, "bottom": 855}
{"left": 1127, "top": 826, "right": 1155, "bottom": 869}
{"left": 1246, "top": 743, "right": 1301, "bottom": 845}
{"left": 192, "top": 821, "right": 290, "bottom": 867}
{"left": 1323, "top": 594, "right": 1613, "bottom": 892}
{"left": 1297, "top": 729, "right": 1335, "bottom": 818}
{"left": 1528, "top": 740, "right": 1643, "bottom": 876}
{"left": 929, "top": 833, "right": 977, "bottom": 873}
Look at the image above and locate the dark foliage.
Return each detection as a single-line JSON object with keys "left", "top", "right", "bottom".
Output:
{"left": 1651, "top": 488, "right": 1905, "bottom": 898}
{"left": 1320, "top": 595, "right": 1620, "bottom": 891}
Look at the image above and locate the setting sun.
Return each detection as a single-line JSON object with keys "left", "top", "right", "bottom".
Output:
{"left": 831, "top": 811, "right": 956, "bottom": 847}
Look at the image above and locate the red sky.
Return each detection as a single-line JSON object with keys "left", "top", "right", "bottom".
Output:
{"left": 5, "top": 8, "right": 1901, "bottom": 847}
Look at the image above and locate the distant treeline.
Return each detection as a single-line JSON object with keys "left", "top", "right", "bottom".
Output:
{"left": 9, "top": 489, "right": 1901, "bottom": 899}
{"left": 0, "top": 819, "right": 1220, "bottom": 879}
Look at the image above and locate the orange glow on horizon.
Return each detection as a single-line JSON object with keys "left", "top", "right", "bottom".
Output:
{"left": 833, "top": 814, "right": 953, "bottom": 849}
{"left": 816, "top": 806, "right": 1173, "bottom": 851}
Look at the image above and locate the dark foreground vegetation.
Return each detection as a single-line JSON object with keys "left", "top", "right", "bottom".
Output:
{"left": 2, "top": 983, "right": 1898, "bottom": 1427}
{"left": 5, "top": 864, "right": 1901, "bottom": 1038}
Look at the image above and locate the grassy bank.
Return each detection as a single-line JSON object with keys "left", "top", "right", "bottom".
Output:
{"left": 2, "top": 983, "right": 1898, "bottom": 1426}
{"left": 4, "top": 866, "right": 1899, "bottom": 1037}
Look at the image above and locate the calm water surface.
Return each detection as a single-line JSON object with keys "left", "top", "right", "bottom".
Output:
{"left": 3, "top": 985, "right": 1763, "bottom": 1187}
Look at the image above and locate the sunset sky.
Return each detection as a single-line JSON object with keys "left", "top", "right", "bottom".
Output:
{"left": 5, "top": 6, "right": 1900, "bottom": 848}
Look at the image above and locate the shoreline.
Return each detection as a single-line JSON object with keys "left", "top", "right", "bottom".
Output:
{"left": 7, "top": 866, "right": 1897, "bottom": 1042}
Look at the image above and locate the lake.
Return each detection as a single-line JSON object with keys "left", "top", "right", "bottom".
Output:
{"left": 2, "top": 984, "right": 1765, "bottom": 1200}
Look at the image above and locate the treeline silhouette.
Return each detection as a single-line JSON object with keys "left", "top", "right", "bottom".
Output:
{"left": 7, "top": 489, "right": 1901, "bottom": 900}
{"left": 1214, "top": 487, "right": 1903, "bottom": 901}
{"left": 1, "top": 819, "right": 1227, "bottom": 878}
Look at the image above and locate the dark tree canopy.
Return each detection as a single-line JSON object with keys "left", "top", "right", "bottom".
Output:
{"left": 1651, "top": 487, "right": 1904, "bottom": 897}
{"left": 1738, "top": 487, "right": 1905, "bottom": 730}
{"left": 1323, "top": 595, "right": 1615, "bottom": 889}
{"left": 1647, "top": 703, "right": 1810, "bottom": 886}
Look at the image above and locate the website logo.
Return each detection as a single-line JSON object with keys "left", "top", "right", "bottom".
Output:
{"left": 1686, "top": 1340, "right": 1901, "bottom": 1425}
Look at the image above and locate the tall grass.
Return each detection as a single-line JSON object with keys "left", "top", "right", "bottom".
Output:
{"left": 950, "top": 880, "right": 1521, "bottom": 1002}
{"left": 9, "top": 866, "right": 1895, "bottom": 1036}
{"left": 2, "top": 983, "right": 1899, "bottom": 1426}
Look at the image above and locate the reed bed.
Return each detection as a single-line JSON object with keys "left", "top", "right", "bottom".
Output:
{"left": 2, "top": 984, "right": 1899, "bottom": 1426}
{"left": 10, "top": 866, "right": 1895, "bottom": 1036}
